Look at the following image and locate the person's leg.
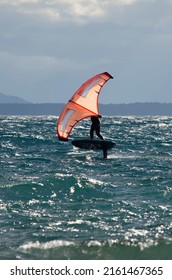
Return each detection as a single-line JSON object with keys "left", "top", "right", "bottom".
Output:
{"left": 95, "top": 127, "right": 104, "bottom": 140}
{"left": 90, "top": 126, "right": 94, "bottom": 139}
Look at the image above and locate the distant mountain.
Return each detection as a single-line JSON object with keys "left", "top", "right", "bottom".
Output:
{"left": 0, "top": 92, "right": 30, "bottom": 103}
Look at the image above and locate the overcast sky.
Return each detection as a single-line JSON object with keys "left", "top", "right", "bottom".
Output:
{"left": 0, "top": 0, "right": 172, "bottom": 104}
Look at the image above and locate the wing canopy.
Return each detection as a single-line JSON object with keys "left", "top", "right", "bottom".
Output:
{"left": 57, "top": 72, "right": 113, "bottom": 141}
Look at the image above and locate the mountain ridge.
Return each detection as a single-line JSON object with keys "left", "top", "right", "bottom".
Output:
{"left": 0, "top": 92, "right": 30, "bottom": 103}
{"left": 0, "top": 102, "right": 172, "bottom": 116}
{"left": 1, "top": 93, "right": 172, "bottom": 115}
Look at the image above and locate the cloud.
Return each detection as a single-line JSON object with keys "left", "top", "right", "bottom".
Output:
{"left": 115, "top": 0, "right": 137, "bottom": 5}
{"left": 0, "top": 0, "right": 39, "bottom": 4}
{"left": 0, "top": 0, "right": 172, "bottom": 28}
{"left": 0, "top": 50, "right": 78, "bottom": 78}
{"left": 1, "top": 0, "right": 172, "bottom": 103}
{"left": 0, "top": 50, "right": 80, "bottom": 102}
{"left": 0, "top": 0, "right": 105, "bottom": 24}
{"left": 1, "top": 0, "right": 171, "bottom": 32}
{"left": 17, "top": 7, "right": 61, "bottom": 21}
{"left": 0, "top": 0, "right": 140, "bottom": 24}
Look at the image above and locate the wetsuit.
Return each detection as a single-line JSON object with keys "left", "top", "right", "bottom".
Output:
{"left": 90, "top": 116, "right": 104, "bottom": 140}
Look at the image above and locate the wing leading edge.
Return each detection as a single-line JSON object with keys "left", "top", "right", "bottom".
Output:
{"left": 57, "top": 72, "right": 113, "bottom": 141}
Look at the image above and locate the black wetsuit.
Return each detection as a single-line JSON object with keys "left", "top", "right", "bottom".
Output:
{"left": 90, "top": 116, "right": 104, "bottom": 140}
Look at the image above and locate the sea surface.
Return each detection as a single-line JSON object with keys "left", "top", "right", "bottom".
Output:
{"left": 0, "top": 116, "right": 172, "bottom": 260}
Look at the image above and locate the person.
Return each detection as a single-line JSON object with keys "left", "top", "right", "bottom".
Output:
{"left": 90, "top": 116, "right": 104, "bottom": 140}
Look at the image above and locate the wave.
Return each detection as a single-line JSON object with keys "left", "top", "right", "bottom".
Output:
{"left": 10, "top": 239, "right": 172, "bottom": 260}
{"left": 1, "top": 116, "right": 172, "bottom": 260}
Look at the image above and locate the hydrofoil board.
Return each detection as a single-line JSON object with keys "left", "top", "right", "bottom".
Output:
{"left": 72, "top": 139, "right": 115, "bottom": 158}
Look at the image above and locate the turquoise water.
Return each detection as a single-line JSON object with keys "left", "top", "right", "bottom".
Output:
{"left": 0, "top": 116, "right": 172, "bottom": 260}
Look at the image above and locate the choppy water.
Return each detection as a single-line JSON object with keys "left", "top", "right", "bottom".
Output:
{"left": 0, "top": 116, "right": 172, "bottom": 260}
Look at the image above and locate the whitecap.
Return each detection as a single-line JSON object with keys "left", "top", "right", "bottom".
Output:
{"left": 20, "top": 240, "right": 75, "bottom": 250}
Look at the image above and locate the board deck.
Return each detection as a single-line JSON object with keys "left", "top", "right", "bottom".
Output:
{"left": 71, "top": 139, "right": 115, "bottom": 150}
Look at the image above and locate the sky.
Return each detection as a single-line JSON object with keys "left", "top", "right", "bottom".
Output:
{"left": 0, "top": 0, "right": 172, "bottom": 104}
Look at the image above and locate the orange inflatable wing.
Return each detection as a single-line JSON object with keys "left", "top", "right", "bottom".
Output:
{"left": 57, "top": 72, "right": 113, "bottom": 141}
